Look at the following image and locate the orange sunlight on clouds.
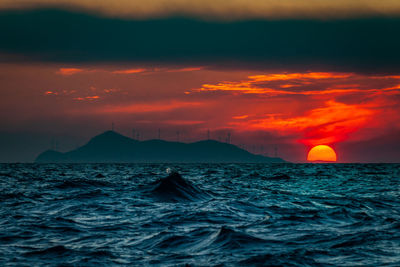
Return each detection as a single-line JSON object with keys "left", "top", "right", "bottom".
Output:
{"left": 229, "top": 101, "right": 374, "bottom": 146}
{"left": 37, "top": 66, "right": 400, "bottom": 161}
{"left": 192, "top": 72, "right": 400, "bottom": 147}
{"left": 57, "top": 68, "right": 83, "bottom": 76}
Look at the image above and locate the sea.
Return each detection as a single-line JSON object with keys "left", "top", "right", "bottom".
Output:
{"left": 0, "top": 163, "right": 399, "bottom": 266}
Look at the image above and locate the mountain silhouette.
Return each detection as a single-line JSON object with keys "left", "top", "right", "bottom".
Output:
{"left": 35, "top": 131, "right": 286, "bottom": 163}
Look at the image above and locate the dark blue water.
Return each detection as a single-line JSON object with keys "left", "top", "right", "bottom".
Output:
{"left": 0, "top": 163, "right": 399, "bottom": 266}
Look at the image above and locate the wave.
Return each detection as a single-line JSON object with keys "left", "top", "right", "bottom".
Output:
{"left": 137, "top": 226, "right": 269, "bottom": 254}
{"left": 1, "top": 163, "right": 399, "bottom": 266}
{"left": 209, "top": 226, "right": 268, "bottom": 250}
{"left": 240, "top": 249, "right": 320, "bottom": 266}
{"left": 149, "top": 172, "right": 209, "bottom": 202}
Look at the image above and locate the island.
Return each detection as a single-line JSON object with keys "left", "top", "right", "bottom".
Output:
{"left": 35, "top": 131, "right": 286, "bottom": 163}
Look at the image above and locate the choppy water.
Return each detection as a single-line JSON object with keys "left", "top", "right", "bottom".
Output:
{"left": 0, "top": 163, "right": 399, "bottom": 266}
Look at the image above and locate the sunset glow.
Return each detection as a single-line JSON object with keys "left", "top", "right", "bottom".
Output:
{"left": 1, "top": 4, "right": 400, "bottom": 163}
{"left": 2, "top": 63, "right": 400, "bottom": 162}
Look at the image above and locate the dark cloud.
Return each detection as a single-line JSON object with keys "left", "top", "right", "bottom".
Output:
{"left": 1, "top": 8, "right": 400, "bottom": 73}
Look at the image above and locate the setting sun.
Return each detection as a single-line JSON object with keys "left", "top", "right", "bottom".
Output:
{"left": 307, "top": 145, "right": 337, "bottom": 162}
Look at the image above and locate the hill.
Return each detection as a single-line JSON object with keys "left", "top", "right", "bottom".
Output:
{"left": 35, "top": 131, "right": 286, "bottom": 163}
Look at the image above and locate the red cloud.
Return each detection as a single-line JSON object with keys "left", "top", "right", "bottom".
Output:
{"left": 112, "top": 68, "right": 147, "bottom": 74}
{"left": 193, "top": 72, "right": 400, "bottom": 147}
{"left": 56, "top": 68, "right": 83, "bottom": 76}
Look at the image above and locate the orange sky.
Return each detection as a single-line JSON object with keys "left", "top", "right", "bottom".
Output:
{"left": 3, "top": 0, "right": 400, "bottom": 20}
{"left": 191, "top": 72, "right": 400, "bottom": 148}
{"left": 1, "top": 63, "right": 399, "bottom": 162}
{"left": 1, "top": 4, "right": 400, "bottom": 163}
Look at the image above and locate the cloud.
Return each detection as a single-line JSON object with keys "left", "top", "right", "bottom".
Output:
{"left": 2, "top": 0, "right": 400, "bottom": 20}
{"left": 43, "top": 86, "right": 117, "bottom": 101}
{"left": 191, "top": 71, "right": 400, "bottom": 146}
{"left": 249, "top": 73, "right": 352, "bottom": 82}
{"left": 74, "top": 95, "right": 100, "bottom": 101}
{"left": 44, "top": 91, "right": 57, "bottom": 95}
{"left": 233, "top": 115, "right": 249, "bottom": 119}
{"left": 93, "top": 101, "right": 204, "bottom": 114}
{"left": 56, "top": 68, "right": 83, "bottom": 76}
{"left": 55, "top": 66, "right": 202, "bottom": 76}
{"left": 192, "top": 72, "right": 400, "bottom": 97}
{"left": 1, "top": 9, "right": 400, "bottom": 72}
{"left": 112, "top": 68, "right": 146, "bottom": 74}
{"left": 232, "top": 101, "right": 375, "bottom": 146}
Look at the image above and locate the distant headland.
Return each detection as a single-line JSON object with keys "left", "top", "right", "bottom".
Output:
{"left": 35, "top": 131, "right": 286, "bottom": 163}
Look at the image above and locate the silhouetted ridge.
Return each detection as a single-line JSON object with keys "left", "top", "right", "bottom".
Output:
{"left": 35, "top": 150, "right": 63, "bottom": 162}
{"left": 86, "top": 130, "right": 136, "bottom": 147}
{"left": 151, "top": 172, "right": 208, "bottom": 202}
{"left": 35, "top": 131, "right": 286, "bottom": 163}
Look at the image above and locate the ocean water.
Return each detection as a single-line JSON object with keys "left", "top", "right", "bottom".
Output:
{"left": 0, "top": 163, "right": 399, "bottom": 266}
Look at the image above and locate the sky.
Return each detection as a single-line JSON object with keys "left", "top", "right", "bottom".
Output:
{"left": 1, "top": 1, "right": 400, "bottom": 163}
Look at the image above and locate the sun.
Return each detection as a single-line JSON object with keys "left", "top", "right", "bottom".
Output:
{"left": 307, "top": 145, "right": 337, "bottom": 162}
